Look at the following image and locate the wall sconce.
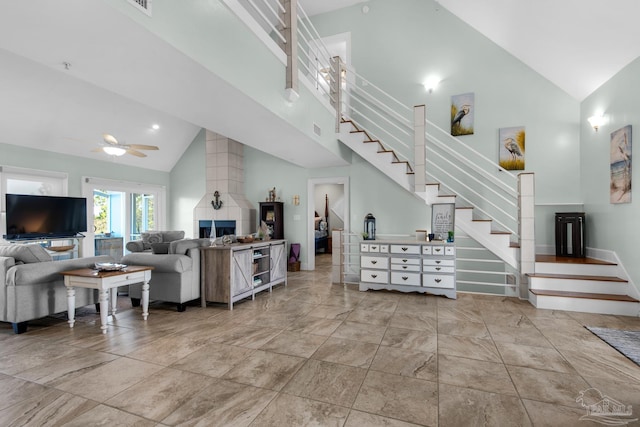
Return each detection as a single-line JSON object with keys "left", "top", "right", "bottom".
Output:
{"left": 588, "top": 114, "right": 605, "bottom": 132}
{"left": 423, "top": 76, "right": 440, "bottom": 94}
{"left": 292, "top": 195, "right": 300, "bottom": 206}
{"left": 211, "top": 190, "right": 223, "bottom": 210}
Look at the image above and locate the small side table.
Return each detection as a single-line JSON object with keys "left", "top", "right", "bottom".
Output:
{"left": 61, "top": 266, "right": 153, "bottom": 334}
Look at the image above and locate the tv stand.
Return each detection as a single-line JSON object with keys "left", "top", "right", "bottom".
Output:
{"left": 4, "top": 235, "right": 85, "bottom": 259}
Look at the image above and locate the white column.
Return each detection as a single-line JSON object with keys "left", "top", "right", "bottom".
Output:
{"left": 331, "top": 56, "right": 343, "bottom": 132}
{"left": 414, "top": 105, "right": 426, "bottom": 195}
{"left": 518, "top": 173, "right": 536, "bottom": 299}
{"left": 281, "top": 0, "right": 298, "bottom": 100}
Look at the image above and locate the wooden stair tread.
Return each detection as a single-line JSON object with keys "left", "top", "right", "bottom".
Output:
{"left": 536, "top": 254, "right": 617, "bottom": 265}
{"left": 490, "top": 231, "right": 511, "bottom": 235}
{"left": 530, "top": 289, "right": 638, "bottom": 303}
{"left": 472, "top": 219, "right": 492, "bottom": 222}
{"left": 527, "top": 273, "right": 627, "bottom": 282}
{"left": 510, "top": 242, "right": 520, "bottom": 248}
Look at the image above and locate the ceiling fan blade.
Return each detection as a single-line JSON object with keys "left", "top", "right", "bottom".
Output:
{"left": 126, "top": 149, "right": 147, "bottom": 157}
{"left": 127, "top": 144, "right": 159, "bottom": 151}
{"left": 103, "top": 134, "right": 119, "bottom": 145}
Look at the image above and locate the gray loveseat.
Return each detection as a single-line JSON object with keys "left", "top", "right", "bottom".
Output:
{"left": 0, "top": 244, "right": 114, "bottom": 334}
{"left": 121, "top": 238, "right": 209, "bottom": 312}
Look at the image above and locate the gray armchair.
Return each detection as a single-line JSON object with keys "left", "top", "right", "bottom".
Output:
{"left": 125, "top": 230, "right": 185, "bottom": 253}
{"left": 0, "top": 244, "right": 113, "bottom": 333}
{"left": 121, "top": 238, "right": 209, "bottom": 312}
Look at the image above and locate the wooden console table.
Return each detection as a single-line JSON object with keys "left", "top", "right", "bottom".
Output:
{"left": 61, "top": 266, "right": 153, "bottom": 334}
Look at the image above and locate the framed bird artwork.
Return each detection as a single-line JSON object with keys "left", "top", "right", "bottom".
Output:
{"left": 451, "top": 92, "right": 475, "bottom": 136}
{"left": 610, "top": 125, "right": 632, "bottom": 204}
{"left": 499, "top": 126, "right": 526, "bottom": 170}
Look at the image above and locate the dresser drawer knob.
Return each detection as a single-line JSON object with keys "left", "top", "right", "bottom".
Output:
{"left": 435, "top": 248, "right": 442, "bottom": 252}
{"left": 401, "top": 247, "right": 408, "bottom": 251}
{"left": 402, "top": 276, "right": 408, "bottom": 281}
{"left": 435, "top": 260, "right": 441, "bottom": 264}
{"left": 402, "top": 266, "right": 408, "bottom": 270}
{"left": 402, "top": 259, "right": 408, "bottom": 263}
{"left": 371, "top": 260, "right": 377, "bottom": 265}
{"left": 435, "top": 278, "right": 442, "bottom": 283}
{"left": 436, "top": 267, "right": 441, "bottom": 271}
{"left": 371, "top": 274, "right": 378, "bottom": 279}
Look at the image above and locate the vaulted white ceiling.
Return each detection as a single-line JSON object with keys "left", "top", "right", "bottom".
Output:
{"left": 0, "top": 0, "right": 637, "bottom": 172}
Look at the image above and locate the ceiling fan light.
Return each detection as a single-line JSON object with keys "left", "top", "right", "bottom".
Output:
{"left": 103, "top": 146, "right": 127, "bottom": 156}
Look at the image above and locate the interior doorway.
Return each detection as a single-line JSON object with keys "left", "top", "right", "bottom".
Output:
{"left": 307, "top": 176, "right": 349, "bottom": 271}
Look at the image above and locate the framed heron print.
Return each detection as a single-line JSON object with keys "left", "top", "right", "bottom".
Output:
{"left": 499, "top": 126, "right": 525, "bottom": 170}
{"left": 610, "top": 125, "right": 632, "bottom": 204}
{"left": 451, "top": 92, "right": 474, "bottom": 136}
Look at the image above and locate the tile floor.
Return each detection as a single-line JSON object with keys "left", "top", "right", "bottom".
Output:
{"left": 1, "top": 254, "right": 640, "bottom": 426}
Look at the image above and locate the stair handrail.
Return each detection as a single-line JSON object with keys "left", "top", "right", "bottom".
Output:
{"left": 241, "top": 0, "right": 287, "bottom": 44}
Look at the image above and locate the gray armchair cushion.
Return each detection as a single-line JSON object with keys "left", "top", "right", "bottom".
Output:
{"left": 126, "top": 240, "right": 146, "bottom": 252}
{"left": 0, "top": 244, "right": 52, "bottom": 263}
{"left": 169, "top": 238, "right": 209, "bottom": 255}
{"left": 141, "top": 232, "right": 163, "bottom": 250}
{"left": 162, "top": 230, "right": 186, "bottom": 242}
{"left": 120, "top": 253, "right": 192, "bottom": 273}
{"left": 151, "top": 242, "right": 170, "bottom": 254}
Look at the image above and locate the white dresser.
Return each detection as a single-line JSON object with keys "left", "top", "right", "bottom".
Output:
{"left": 360, "top": 240, "right": 456, "bottom": 299}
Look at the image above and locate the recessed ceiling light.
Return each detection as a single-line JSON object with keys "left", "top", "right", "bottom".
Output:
{"left": 151, "top": 124, "right": 160, "bottom": 130}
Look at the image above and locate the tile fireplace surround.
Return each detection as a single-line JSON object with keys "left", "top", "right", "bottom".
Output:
{"left": 193, "top": 130, "right": 255, "bottom": 238}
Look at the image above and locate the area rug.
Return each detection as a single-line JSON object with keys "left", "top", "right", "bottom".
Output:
{"left": 586, "top": 326, "right": 640, "bottom": 366}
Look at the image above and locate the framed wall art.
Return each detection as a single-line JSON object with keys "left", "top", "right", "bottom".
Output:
{"left": 610, "top": 125, "right": 632, "bottom": 204}
{"left": 431, "top": 203, "right": 455, "bottom": 241}
{"left": 450, "top": 92, "right": 474, "bottom": 136}
{"left": 499, "top": 126, "right": 525, "bottom": 171}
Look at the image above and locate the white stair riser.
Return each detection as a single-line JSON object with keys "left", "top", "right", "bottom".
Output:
{"left": 529, "top": 292, "right": 639, "bottom": 316}
{"left": 535, "top": 262, "right": 621, "bottom": 277}
{"left": 529, "top": 277, "right": 629, "bottom": 295}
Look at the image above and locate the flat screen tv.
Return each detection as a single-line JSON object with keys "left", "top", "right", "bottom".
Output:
{"left": 4, "top": 194, "right": 88, "bottom": 240}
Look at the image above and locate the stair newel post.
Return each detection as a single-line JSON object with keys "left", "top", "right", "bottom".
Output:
{"left": 330, "top": 56, "right": 343, "bottom": 132}
{"left": 518, "top": 172, "right": 536, "bottom": 299}
{"left": 413, "top": 105, "right": 426, "bottom": 194}
{"left": 281, "top": 0, "right": 298, "bottom": 100}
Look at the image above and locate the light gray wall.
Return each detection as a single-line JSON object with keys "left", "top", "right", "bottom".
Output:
{"left": 580, "top": 56, "right": 640, "bottom": 289}
{"left": 169, "top": 129, "right": 206, "bottom": 237}
{"left": 0, "top": 143, "right": 170, "bottom": 197}
{"left": 310, "top": 0, "right": 581, "bottom": 207}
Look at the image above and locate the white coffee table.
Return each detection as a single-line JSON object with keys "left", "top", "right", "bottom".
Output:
{"left": 61, "top": 265, "right": 153, "bottom": 334}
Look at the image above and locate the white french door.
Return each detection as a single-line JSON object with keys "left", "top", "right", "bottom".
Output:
{"left": 82, "top": 177, "right": 165, "bottom": 256}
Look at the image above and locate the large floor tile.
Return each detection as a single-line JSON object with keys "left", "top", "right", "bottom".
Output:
{"left": 438, "top": 354, "right": 517, "bottom": 395}
{"left": 311, "top": 336, "right": 378, "bottom": 368}
{"left": 284, "top": 359, "right": 367, "bottom": 406}
{"left": 437, "top": 334, "right": 501, "bottom": 362}
{"left": 507, "top": 365, "right": 591, "bottom": 407}
{"left": 162, "top": 379, "right": 276, "bottom": 426}
{"left": 249, "top": 393, "right": 350, "bottom": 427}
{"left": 222, "top": 350, "right": 305, "bottom": 391}
{"left": 259, "top": 330, "right": 328, "bottom": 358}
{"left": 353, "top": 370, "right": 438, "bottom": 426}
{"left": 495, "top": 341, "right": 575, "bottom": 373}
{"left": 170, "top": 342, "right": 255, "bottom": 378}
{"left": 438, "top": 383, "right": 531, "bottom": 427}
{"left": 370, "top": 346, "right": 437, "bottom": 381}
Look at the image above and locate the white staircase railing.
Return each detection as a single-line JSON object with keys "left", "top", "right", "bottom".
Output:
{"left": 224, "top": 0, "right": 534, "bottom": 294}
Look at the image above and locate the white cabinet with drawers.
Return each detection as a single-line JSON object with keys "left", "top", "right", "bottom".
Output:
{"left": 359, "top": 241, "right": 456, "bottom": 299}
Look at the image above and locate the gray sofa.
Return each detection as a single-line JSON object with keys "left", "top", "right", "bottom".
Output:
{"left": 0, "top": 244, "right": 114, "bottom": 334}
{"left": 125, "top": 230, "right": 185, "bottom": 253}
{"left": 121, "top": 238, "right": 209, "bottom": 312}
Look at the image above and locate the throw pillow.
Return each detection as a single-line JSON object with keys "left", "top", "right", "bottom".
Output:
{"left": 0, "top": 244, "right": 53, "bottom": 263}
{"left": 141, "top": 232, "right": 163, "bottom": 250}
{"left": 151, "top": 242, "right": 170, "bottom": 254}
{"left": 162, "top": 230, "right": 185, "bottom": 242}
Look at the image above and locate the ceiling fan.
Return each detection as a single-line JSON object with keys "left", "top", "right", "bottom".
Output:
{"left": 93, "top": 134, "right": 159, "bottom": 157}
